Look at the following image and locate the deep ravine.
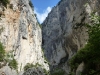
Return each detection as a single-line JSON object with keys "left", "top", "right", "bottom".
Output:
{"left": 42, "top": 0, "right": 100, "bottom": 74}
{"left": 0, "top": 0, "right": 100, "bottom": 75}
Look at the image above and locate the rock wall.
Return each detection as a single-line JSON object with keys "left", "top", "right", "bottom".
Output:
{"left": 0, "top": 66, "right": 17, "bottom": 75}
{"left": 0, "top": 0, "right": 100, "bottom": 75}
{"left": 42, "top": 0, "right": 100, "bottom": 74}
{"left": 0, "top": 0, "right": 49, "bottom": 74}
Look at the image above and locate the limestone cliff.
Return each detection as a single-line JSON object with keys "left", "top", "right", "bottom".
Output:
{"left": 0, "top": 0, "right": 49, "bottom": 75}
{"left": 0, "top": 0, "right": 100, "bottom": 75}
{"left": 42, "top": 0, "right": 100, "bottom": 74}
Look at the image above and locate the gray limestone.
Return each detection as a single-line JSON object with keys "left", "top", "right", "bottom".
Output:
{"left": 42, "top": 0, "right": 100, "bottom": 74}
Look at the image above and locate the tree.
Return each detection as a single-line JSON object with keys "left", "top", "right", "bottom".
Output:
{"left": 70, "top": 13, "right": 100, "bottom": 74}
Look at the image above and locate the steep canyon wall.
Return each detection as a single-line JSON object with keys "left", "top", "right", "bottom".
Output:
{"left": 0, "top": 0, "right": 49, "bottom": 75}
{"left": 42, "top": 0, "right": 100, "bottom": 74}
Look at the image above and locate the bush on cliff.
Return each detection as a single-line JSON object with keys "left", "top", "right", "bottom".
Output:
{"left": 0, "top": 42, "right": 5, "bottom": 62}
{"left": 29, "top": 1, "right": 34, "bottom": 8}
{"left": 0, "top": 0, "right": 9, "bottom": 7}
{"left": 8, "top": 58, "right": 18, "bottom": 70}
{"left": 70, "top": 13, "right": 100, "bottom": 74}
{"left": 24, "top": 63, "right": 42, "bottom": 71}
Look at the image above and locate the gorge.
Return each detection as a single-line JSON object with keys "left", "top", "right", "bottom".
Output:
{"left": 0, "top": 0, "right": 100, "bottom": 75}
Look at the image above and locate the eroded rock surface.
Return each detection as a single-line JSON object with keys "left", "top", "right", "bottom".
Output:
{"left": 0, "top": 0, "right": 49, "bottom": 74}
{"left": 42, "top": 0, "right": 100, "bottom": 74}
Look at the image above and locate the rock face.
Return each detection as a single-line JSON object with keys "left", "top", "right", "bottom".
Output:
{"left": 0, "top": 0, "right": 49, "bottom": 74}
{"left": 42, "top": 0, "right": 100, "bottom": 74}
{"left": 0, "top": 0, "right": 100, "bottom": 75}
{"left": 0, "top": 66, "right": 17, "bottom": 75}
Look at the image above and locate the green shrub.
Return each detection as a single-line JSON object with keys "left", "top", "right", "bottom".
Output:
{"left": 0, "top": 0, "right": 9, "bottom": 7}
{"left": 68, "top": 72, "right": 75, "bottom": 75}
{"left": 69, "top": 13, "right": 100, "bottom": 74}
{"left": 0, "top": 42, "right": 5, "bottom": 62}
{"left": 43, "top": 68, "right": 50, "bottom": 75}
{"left": 8, "top": 58, "right": 18, "bottom": 70}
{"left": 4, "top": 50, "right": 18, "bottom": 70}
{"left": 29, "top": 1, "right": 34, "bottom": 8}
{"left": 0, "top": 42, "right": 18, "bottom": 70}
{"left": 58, "top": 0, "right": 62, "bottom": 5}
{"left": 24, "top": 63, "right": 34, "bottom": 71}
{"left": 51, "top": 69, "right": 65, "bottom": 75}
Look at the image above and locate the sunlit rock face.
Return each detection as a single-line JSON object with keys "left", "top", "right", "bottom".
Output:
{"left": 0, "top": 66, "right": 17, "bottom": 75}
{"left": 0, "top": 0, "right": 49, "bottom": 74}
{"left": 0, "top": 0, "right": 100, "bottom": 75}
{"left": 42, "top": 0, "right": 100, "bottom": 74}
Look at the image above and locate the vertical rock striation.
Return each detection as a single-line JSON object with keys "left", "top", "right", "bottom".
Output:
{"left": 0, "top": 0, "right": 49, "bottom": 74}
{"left": 42, "top": 0, "right": 100, "bottom": 74}
{"left": 0, "top": 0, "right": 100, "bottom": 75}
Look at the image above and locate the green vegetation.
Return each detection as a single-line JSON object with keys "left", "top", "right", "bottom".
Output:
{"left": 51, "top": 68, "right": 65, "bottom": 75}
{"left": 8, "top": 58, "right": 18, "bottom": 70}
{"left": 0, "top": 42, "right": 18, "bottom": 70}
{"left": 0, "top": 0, "right": 9, "bottom": 7}
{"left": 24, "top": 63, "right": 42, "bottom": 71}
{"left": 5, "top": 50, "right": 18, "bottom": 70}
{"left": 58, "top": 0, "right": 62, "bottom": 5}
{"left": 42, "top": 48, "right": 50, "bottom": 64}
{"left": 69, "top": 72, "right": 75, "bottom": 75}
{"left": 0, "top": 27, "right": 4, "bottom": 35}
{"left": 24, "top": 63, "right": 34, "bottom": 71}
{"left": 0, "top": 42, "right": 5, "bottom": 62}
{"left": 69, "top": 13, "right": 100, "bottom": 74}
{"left": 24, "top": 63, "right": 50, "bottom": 75}
{"left": 29, "top": 0, "right": 34, "bottom": 8}
{"left": 20, "top": 63, "right": 22, "bottom": 71}
{"left": 43, "top": 68, "right": 50, "bottom": 75}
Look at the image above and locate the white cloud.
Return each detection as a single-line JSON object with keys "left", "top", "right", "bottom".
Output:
{"left": 34, "top": 7, "right": 52, "bottom": 24}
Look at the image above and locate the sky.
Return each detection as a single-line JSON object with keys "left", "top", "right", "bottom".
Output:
{"left": 31, "top": 0, "right": 60, "bottom": 23}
